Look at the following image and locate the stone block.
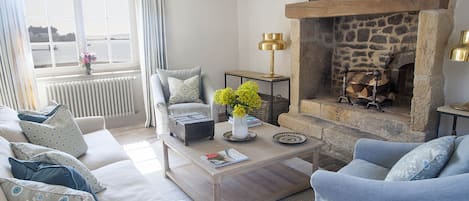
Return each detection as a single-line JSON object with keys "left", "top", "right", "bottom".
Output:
{"left": 278, "top": 112, "right": 333, "bottom": 139}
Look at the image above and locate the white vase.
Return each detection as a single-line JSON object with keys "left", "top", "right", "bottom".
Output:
{"left": 232, "top": 115, "right": 248, "bottom": 139}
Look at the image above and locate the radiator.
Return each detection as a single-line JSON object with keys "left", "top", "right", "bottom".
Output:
{"left": 44, "top": 76, "right": 136, "bottom": 118}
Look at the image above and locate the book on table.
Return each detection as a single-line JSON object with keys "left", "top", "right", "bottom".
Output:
{"left": 228, "top": 115, "right": 262, "bottom": 127}
{"left": 201, "top": 148, "right": 249, "bottom": 168}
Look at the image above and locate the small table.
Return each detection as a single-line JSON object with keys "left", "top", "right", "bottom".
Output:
{"left": 161, "top": 122, "right": 322, "bottom": 201}
{"left": 436, "top": 105, "right": 469, "bottom": 137}
{"left": 224, "top": 70, "right": 290, "bottom": 125}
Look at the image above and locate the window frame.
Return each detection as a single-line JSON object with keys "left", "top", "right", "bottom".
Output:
{"left": 26, "top": 0, "right": 139, "bottom": 78}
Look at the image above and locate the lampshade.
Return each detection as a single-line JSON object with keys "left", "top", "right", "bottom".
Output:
{"left": 259, "top": 33, "right": 286, "bottom": 51}
{"left": 450, "top": 30, "right": 469, "bottom": 62}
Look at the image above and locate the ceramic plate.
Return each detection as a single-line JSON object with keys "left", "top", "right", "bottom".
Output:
{"left": 273, "top": 132, "right": 307, "bottom": 145}
{"left": 223, "top": 131, "right": 257, "bottom": 142}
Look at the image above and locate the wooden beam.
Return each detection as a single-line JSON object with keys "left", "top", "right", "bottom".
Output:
{"left": 286, "top": 0, "right": 449, "bottom": 19}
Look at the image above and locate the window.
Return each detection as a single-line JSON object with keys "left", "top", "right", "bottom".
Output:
{"left": 24, "top": 0, "right": 137, "bottom": 72}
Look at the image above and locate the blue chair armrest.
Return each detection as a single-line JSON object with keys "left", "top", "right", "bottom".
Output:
{"left": 354, "top": 138, "right": 421, "bottom": 168}
{"left": 311, "top": 170, "right": 469, "bottom": 201}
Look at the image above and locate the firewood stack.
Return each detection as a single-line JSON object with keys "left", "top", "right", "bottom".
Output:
{"left": 344, "top": 71, "right": 395, "bottom": 104}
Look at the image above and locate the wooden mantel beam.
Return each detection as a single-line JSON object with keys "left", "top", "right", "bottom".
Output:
{"left": 286, "top": 0, "right": 449, "bottom": 19}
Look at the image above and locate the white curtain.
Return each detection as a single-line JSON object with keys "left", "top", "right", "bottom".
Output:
{"left": 0, "top": 0, "right": 38, "bottom": 111}
{"left": 136, "top": 0, "right": 168, "bottom": 127}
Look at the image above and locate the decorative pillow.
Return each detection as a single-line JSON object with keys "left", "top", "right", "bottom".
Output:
{"left": 438, "top": 135, "right": 469, "bottom": 177}
{"left": 20, "top": 105, "right": 88, "bottom": 158}
{"left": 32, "top": 150, "right": 106, "bottom": 193}
{"left": 168, "top": 75, "right": 202, "bottom": 104}
{"left": 157, "top": 66, "right": 201, "bottom": 101}
{"left": 0, "top": 106, "right": 28, "bottom": 142}
{"left": 8, "top": 158, "right": 97, "bottom": 200}
{"left": 10, "top": 142, "right": 54, "bottom": 160}
{"left": 0, "top": 178, "right": 95, "bottom": 201}
{"left": 18, "top": 104, "right": 61, "bottom": 123}
{"left": 385, "top": 136, "right": 455, "bottom": 181}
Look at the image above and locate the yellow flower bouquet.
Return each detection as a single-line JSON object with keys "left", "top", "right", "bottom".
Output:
{"left": 214, "top": 81, "right": 262, "bottom": 117}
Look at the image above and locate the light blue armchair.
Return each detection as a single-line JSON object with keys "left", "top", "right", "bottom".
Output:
{"left": 311, "top": 138, "right": 469, "bottom": 201}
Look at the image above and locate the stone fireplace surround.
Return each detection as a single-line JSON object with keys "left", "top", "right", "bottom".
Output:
{"left": 279, "top": 1, "right": 454, "bottom": 162}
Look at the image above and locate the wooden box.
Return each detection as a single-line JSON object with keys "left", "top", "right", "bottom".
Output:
{"left": 169, "top": 112, "right": 214, "bottom": 146}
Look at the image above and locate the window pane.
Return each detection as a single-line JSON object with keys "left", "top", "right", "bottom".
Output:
{"left": 111, "top": 40, "right": 131, "bottom": 63}
{"left": 27, "top": 17, "right": 50, "bottom": 43}
{"left": 84, "top": 20, "right": 107, "bottom": 40}
{"left": 87, "top": 40, "right": 109, "bottom": 64}
{"left": 47, "top": 0, "right": 74, "bottom": 17}
{"left": 49, "top": 18, "right": 76, "bottom": 42}
{"left": 54, "top": 42, "right": 79, "bottom": 67}
{"left": 107, "top": 0, "right": 129, "bottom": 18}
{"left": 31, "top": 44, "right": 53, "bottom": 68}
{"left": 24, "top": 0, "right": 46, "bottom": 17}
{"left": 82, "top": 0, "right": 106, "bottom": 20}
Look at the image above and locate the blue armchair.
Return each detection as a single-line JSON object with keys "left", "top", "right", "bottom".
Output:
{"left": 311, "top": 139, "right": 469, "bottom": 201}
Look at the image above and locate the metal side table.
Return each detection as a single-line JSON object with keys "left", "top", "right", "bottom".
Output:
{"left": 436, "top": 105, "right": 469, "bottom": 137}
{"left": 224, "top": 70, "right": 290, "bottom": 125}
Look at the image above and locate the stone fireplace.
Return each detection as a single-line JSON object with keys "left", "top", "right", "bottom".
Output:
{"left": 279, "top": 0, "right": 454, "bottom": 162}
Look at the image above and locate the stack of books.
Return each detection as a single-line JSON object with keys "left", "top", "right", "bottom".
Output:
{"left": 201, "top": 148, "right": 248, "bottom": 168}
{"left": 228, "top": 115, "right": 262, "bottom": 127}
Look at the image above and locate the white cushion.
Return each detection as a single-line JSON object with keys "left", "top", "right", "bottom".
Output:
{"left": 80, "top": 130, "right": 130, "bottom": 170}
{"left": 92, "top": 160, "right": 162, "bottom": 201}
{"left": 168, "top": 75, "right": 202, "bottom": 104}
{"left": 32, "top": 151, "right": 106, "bottom": 193}
{"left": 0, "top": 178, "right": 95, "bottom": 201}
{"left": 0, "top": 106, "right": 28, "bottom": 142}
{"left": 10, "top": 142, "right": 54, "bottom": 160}
{"left": 0, "top": 137, "right": 13, "bottom": 179}
{"left": 168, "top": 102, "right": 210, "bottom": 117}
{"left": 157, "top": 66, "right": 201, "bottom": 101}
{"left": 20, "top": 106, "right": 88, "bottom": 157}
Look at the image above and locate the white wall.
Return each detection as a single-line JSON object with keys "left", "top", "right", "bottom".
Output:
{"left": 165, "top": 0, "right": 239, "bottom": 90}
{"left": 442, "top": 0, "right": 469, "bottom": 134}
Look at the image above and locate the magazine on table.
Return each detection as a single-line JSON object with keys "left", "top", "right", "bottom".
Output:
{"left": 201, "top": 148, "right": 249, "bottom": 168}
{"left": 228, "top": 115, "right": 262, "bottom": 127}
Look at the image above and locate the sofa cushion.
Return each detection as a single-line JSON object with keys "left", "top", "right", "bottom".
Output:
{"left": 0, "top": 137, "right": 14, "bottom": 179}
{"left": 10, "top": 142, "right": 54, "bottom": 160}
{"left": 32, "top": 151, "right": 106, "bottom": 193}
{"left": 20, "top": 106, "right": 88, "bottom": 157}
{"left": 168, "top": 102, "right": 210, "bottom": 117}
{"left": 338, "top": 159, "right": 390, "bottom": 180}
{"left": 80, "top": 130, "right": 130, "bottom": 170}
{"left": 168, "top": 75, "right": 202, "bottom": 104}
{"left": 439, "top": 135, "right": 469, "bottom": 177}
{"left": 0, "top": 106, "right": 28, "bottom": 142}
{"left": 385, "top": 136, "right": 455, "bottom": 181}
{"left": 157, "top": 66, "right": 201, "bottom": 101}
{"left": 0, "top": 178, "right": 95, "bottom": 201}
{"left": 8, "top": 158, "right": 97, "bottom": 200}
{"left": 92, "top": 160, "right": 162, "bottom": 201}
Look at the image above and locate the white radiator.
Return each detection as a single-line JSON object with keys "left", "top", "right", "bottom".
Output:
{"left": 44, "top": 76, "right": 136, "bottom": 118}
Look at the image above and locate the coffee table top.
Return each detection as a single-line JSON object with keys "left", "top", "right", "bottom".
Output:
{"left": 161, "top": 122, "right": 323, "bottom": 177}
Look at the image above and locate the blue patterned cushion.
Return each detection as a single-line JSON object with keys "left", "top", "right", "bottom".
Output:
{"left": 385, "top": 136, "right": 456, "bottom": 181}
{"left": 8, "top": 158, "right": 97, "bottom": 201}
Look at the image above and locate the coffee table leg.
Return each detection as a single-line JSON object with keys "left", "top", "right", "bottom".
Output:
{"left": 312, "top": 151, "right": 319, "bottom": 172}
{"left": 213, "top": 176, "right": 221, "bottom": 201}
{"left": 163, "top": 141, "right": 170, "bottom": 178}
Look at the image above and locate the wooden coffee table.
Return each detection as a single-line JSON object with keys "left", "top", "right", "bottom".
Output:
{"left": 161, "top": 122, "right": 323, "bottom": 201}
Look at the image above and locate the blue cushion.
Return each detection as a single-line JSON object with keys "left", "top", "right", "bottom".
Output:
{"left": 8, "top": 157, "right": 98, "bottom": 200}
{"left": 385, "top": 136, "right": 455, "bottom": 181}
{"left": 439, "top": 135, "right": 469, "bottom": 177}
{"left": 338, "top": 159, "right": 390, "bottom": 180}
{"left": 17, "top": 104, "right": 61, "bottom": 123}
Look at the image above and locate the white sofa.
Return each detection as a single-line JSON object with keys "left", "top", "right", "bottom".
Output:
{"left": 0, "top": 106, "right": 162, "bottom": 201}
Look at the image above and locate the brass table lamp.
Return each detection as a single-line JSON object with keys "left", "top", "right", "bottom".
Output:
{"left": 259, "top": 33, "right": 286, "bottom": 78}
{"left": 449, "top": 30, "right": 469, "bottom": 111}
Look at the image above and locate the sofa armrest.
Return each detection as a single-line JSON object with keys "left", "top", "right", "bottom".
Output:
{"left": 311, "top": 170, "right": 469, "bottom": 201}
{"left": 201, "top": 74, "right": 218, "bottom": 122}
{"left": 150, "top": 74, "right": 167, "bottom": 108}
{"left": 354, "top": 138, "right": 421, "bottom": 168}
{"left": 75, "top": 116, "right": 105, "bottom": 134}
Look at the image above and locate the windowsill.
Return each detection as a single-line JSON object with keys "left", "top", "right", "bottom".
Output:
{"left": 36, "top": 68, "right": 141, "bottom": 81}
{"left": 34, "top": 63, "right": 140, "bottom": 80}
